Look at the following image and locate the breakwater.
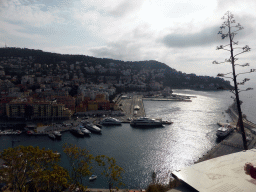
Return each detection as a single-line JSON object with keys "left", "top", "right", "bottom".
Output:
{"left": 226, "top": 101, "right": 256, "bottom": 130}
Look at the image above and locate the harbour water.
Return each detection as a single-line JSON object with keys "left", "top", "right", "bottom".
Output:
{"left": 0, "top": 89, "right": 254, "bottom": 189}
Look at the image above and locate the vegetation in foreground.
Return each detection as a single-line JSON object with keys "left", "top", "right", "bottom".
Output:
{"left": 0, "top": 144, "right": 124, "bottom": 192}
{"left": 0, "top": 145, "right": 180, "bottom": 192}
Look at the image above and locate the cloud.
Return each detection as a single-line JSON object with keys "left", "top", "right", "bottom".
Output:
{"left": 160, "top": 12, "right": 256, "bottom": 49}
{"left": 0, "top": 0, "right": 62, "bottom": 27}
{"left": 89, "top": 35, "right": 164, "bottom": 62}
{"left": 0, "top": 20, "right": 45, "bottom": 41}
{"left": 216, "top": 0, "right": 256, "bottom": 14}
{"left": 79, "top": 0, "right": 143, "bottom": 17}
{"left": 89, "top": 41, "right": 143, "bottom": 61}
{"left": 108, "top": 0, "right": 144, "bottom": 17}
{"left": 160, "top": 26, "right": 222, "bottom": 48}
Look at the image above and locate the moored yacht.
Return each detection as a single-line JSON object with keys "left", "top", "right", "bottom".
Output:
{"left": 85, "top": 123, "right": 101, "bottom": 133}
{"left": 79, "top": 125, "right": 91, "bottom": 135}
{"left": 48, "top": 133, "right": 56, "bottom": 139}
{"left": 130, "top": 117, "right": 163, "bottom": 127}
{"left": 216, "top": 124, "right": 233, "bottom": 139}
{"left": 53, "top": 131, "right": 62, "bottom": 138}
{"left": 100, "top": 117, "right": 121, "bottom": 126}
{"left": 70, "top": 127, "right": 85, "bottom": 137}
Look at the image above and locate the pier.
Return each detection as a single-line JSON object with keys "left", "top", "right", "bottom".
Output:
{"left": 117, "top": 95, "right": 146, "bottom": 121}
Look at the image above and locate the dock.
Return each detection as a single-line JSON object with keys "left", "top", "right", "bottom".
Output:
{"left": 117, "top": 95, "right": 174, "bottom": 125}
{"left": 117, "top": 95, "right": 146, "bottom": 121}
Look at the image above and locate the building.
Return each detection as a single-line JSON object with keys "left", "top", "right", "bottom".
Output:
{"left": 6, "top": 98, "right": 72, "bottom": 120}
{"left": 54, "top": 95, "right": 76, "bottom": 113}
{"left": 88, "top": 101, "right": 98, "bottom": 111}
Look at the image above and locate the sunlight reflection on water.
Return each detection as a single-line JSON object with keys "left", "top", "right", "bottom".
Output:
{"left": 143, "top": 90, "right": 233, "bottom": 185}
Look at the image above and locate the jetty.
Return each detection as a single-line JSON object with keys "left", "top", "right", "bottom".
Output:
{"left": 117, "top": 95, "right": 174, "bottom": 125}
{"left": 117, "top": 95, "right": 146, "bottom": 121}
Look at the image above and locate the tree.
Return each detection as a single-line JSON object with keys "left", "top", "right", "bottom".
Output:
{"left": 95, "top": 155, "right": 124, "bottom": 191}
{"left": 62, "top": 143, "right": 94, "bottom": 191}
{"left": 213, "top": 11, "right": 256, "bottom": 150}
{"left": 38, "top": 164, "right": 70, "bottom": 192}
{"left": 0, "top": 145, "right": 65, "bottom": 192}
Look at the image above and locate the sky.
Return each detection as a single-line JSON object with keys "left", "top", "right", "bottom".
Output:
{"left": 1, "top": 0, "right": 256, "bottom": 79}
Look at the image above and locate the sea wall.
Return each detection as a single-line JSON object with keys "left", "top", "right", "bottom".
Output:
{"left": 227, "top": 101, "right": 256, "bottom": 130}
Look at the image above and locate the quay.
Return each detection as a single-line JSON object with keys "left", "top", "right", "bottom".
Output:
{"left": 117, "top": 95, "right": 146, "bottom": 121}
{"left": 0, "top": 94, "right": 171, "bottom": 137}
{"left": 116, "top": 94, "right": 172, "bottom": 124}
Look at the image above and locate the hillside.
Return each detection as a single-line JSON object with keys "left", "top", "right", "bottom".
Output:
{"left": 0, "top": 47, "right": 232, "bottom": 90}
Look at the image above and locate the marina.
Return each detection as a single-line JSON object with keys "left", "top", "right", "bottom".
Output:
{"left": 1, "top": 90, "right": 256, "bottom": 189}
{"left": 0, "top": 93, "right": 175, "bottom": 139}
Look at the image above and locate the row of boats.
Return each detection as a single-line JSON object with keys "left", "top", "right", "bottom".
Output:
{"left": 48, "top": 131, "right": 62, "bottom": 139}
{"left": 48, "top": 118, "right": 122, "bottom": 139}
{"left": 0, "top": 130, "right": 22, "bottom": 135}
{"left": 67, "top": 117, "right": 168, "bottom": 139}
{"left": 70, "top": 123, "right": 102, "bottom": 137}
{"left": 25, "top": 117, "right": 171, "bottom": 140}
{"left": 53, "top": 117, "right": 167, "bottom": 139}
{"left": 69, "top": 117, "right": 124, "bottom": 137}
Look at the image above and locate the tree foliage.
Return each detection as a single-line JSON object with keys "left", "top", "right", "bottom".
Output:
{"left": 62, "top": 143, "right": 94, "bottom": 191}
{"left": 0, "top": 145, "right": 67, "bottom": 192}
{"left": 39, "top": 164, "right": 69, "bottom": 192}
{"left": 0, "top": 144, "right": 125, "bottom": 191}
{"left": 95, "top": 155, "right": 124, "bottom": 191}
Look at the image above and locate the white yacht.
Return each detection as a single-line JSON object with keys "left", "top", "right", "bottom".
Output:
{"left": 53, "top": 131, "right": 62, "bottom": 138}
{"left": 85, "top": 123, "right": 102, "bottom": 133}
{"left": 48, "top": 133, "right": 56, "bottom": 139}
{"left": 79, "top": 126, "right": 91, "bottom": 135}
{"left": 216, "top": 124, "right": 233, "bottom": 139}
{"left": 130, "top": 117, "right": 163, "bottom": 127}
{"left": 70, "top": 127, "right": 85, "bottom": 137}
{"left": 100, "top": 117, "right": 121, "bottom": 126}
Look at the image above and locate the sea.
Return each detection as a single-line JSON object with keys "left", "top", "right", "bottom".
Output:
{"left": 1, "top": 88, "right": 256, "bottom": 189}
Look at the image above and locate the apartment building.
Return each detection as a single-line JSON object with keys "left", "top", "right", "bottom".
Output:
{"left": 6, "top": 99, "right": 71, "bottom": 120}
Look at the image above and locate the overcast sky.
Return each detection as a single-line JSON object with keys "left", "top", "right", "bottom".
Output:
{"left": 1, "top": 0, "right": 256, "bottom": 79}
